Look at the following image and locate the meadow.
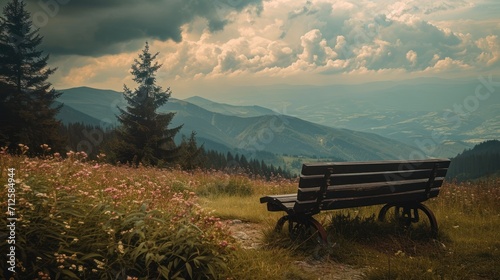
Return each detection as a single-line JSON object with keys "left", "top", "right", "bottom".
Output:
{"left": 1, "top": 150, "right": 499, "bottom": 279}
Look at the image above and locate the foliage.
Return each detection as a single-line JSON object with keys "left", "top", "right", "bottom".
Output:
{"left": 176, "top": 131, "right": 206, "bottom": 170}
{"left": 58, "top": 121, "right": 293, "bottom": 179}
{"left": 112, "top": 42, "right": 181, "bottom": 167}
{"left": 0, "top": 0, "right": 64, "bottom": 154}
{"left": 59, "top": 123, "right": 115, "bottom": 160}
{"left": 203, "top": 150, "right": 293, "bottom": 179}
{"left": 448, "top": 140, "right": 500, "bottom": 182}
{"left": 0, "top": 152, "right": 234, "bottom": 279}
{"left": 3, "top": 146, "right": 498, "bottom": 279}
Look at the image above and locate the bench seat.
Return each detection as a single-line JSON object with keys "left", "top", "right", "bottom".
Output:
{"left": 260, "top": 158, "right": 451, "bottom": 242}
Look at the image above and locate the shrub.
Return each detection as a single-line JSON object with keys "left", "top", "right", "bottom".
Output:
{"left": 0, "top": 154, "right": 234, "bottom": 279}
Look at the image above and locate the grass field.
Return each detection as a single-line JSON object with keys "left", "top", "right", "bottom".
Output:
{"left": 1, "top": 152, "right": 499, "bottom": 279}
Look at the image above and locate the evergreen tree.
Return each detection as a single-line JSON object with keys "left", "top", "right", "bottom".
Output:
{"left": 0, "top": 0, "right": 63, "bottom": 154}
{"left": 113, "top": 42, "right": 181, "bottom": 167}
{"left": 177, "top": 131, "right": 206, "bottom": 170}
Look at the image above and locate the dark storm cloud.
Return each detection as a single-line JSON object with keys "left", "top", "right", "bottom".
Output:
{"left": 21, "top": 0, "right": 262, "bottom": 56}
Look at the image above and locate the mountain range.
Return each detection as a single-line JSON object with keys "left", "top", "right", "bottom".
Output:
{"left": 198, "top": 78, "right": 500, "bottom": 157}
{"left": 56, "top": 87, "right": 419, "bottom": 162}
{"left": 56, "top": 77, "right": 500, "bottom": 161}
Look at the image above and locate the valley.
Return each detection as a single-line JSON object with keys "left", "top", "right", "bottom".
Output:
{"left": 55, "top": 77, "right": 500, "bottom": 174}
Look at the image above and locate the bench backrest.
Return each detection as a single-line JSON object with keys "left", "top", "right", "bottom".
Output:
{"left": 294, "top": 159, "right": 451, "bottom": 214}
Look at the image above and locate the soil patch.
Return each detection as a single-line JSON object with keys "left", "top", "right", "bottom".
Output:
{"left": 225, "top": 220, "right": 368, "bottom": 279}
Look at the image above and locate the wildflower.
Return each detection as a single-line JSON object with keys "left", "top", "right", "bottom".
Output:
{"left": 18, "top": 144, "right": 29, "bottom": 154}
{"left": 94, "top": 259, "right": 105, "bottom": 269}
{"left": 35, "top": 192, "right": 49, "bottom": 198}
{"left": 40, "top": 144, "right": 51, "bottom": 152}
{"left": 117, "top": 241, "right": 125, "bottom": 254}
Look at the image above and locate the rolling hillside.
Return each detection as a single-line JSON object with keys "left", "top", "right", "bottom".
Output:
{"left": 200, "top": 78, "right": 500, "bottom": 157}
{"left": 184, "top": 96, "right": 275, "bottom": 117}
{"left": 57, "top": 87, "right": 418, "bottom": 161}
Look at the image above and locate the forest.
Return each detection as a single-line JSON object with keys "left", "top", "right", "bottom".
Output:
{"left": 447, "top": 140, "right": 500, "bottom": 181}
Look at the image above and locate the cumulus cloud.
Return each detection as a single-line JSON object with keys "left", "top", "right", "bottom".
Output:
{"left": 424, "top": 57, "right": 472, "bottom": 72}
{"left": 21, "top": 0, "right": 498, "bottom": 89}
{"left": 406, "top": 50, "right": 418, "bottom": 66}
{"left": 476, "top": 35, "right": 500, "bottom": 67}
{"left": 298, "top": 29, "right": 337, "bottom": 65}
{"left": 150, "top": 0, "right": 499, "bottom": 82}
{"left": 22, "top": 0, "right": 263, "bottom": 56}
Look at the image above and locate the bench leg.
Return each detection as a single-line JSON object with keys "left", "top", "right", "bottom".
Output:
{"left": 275, "top": 215, "right": 328, "bottom": 244}
{"left": 378, "top": 202, "right": 438, "bottom": 237}
{"left": 274, "top": 215, "right": 290, "bottom": 233}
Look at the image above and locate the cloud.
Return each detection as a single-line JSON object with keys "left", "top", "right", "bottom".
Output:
{"left": 406, "top": 50, "right": 418, "bottom": 66}
{"left": 21, "top": 0, "right": 498, "bottom": 90}
{"left": 423, "top": 57, "right": 472, "bottom": 73}
{"left": 297, "top": 29, "right": 337, "bottom": 65}
{"left": 151, "top": 0, "right": 499, "bottom": 81}
{"left": 476, "top": 35, "right": 500, "bottom": 67}
{"left": 22, "top": 0, "right": 263, "bottom": 56}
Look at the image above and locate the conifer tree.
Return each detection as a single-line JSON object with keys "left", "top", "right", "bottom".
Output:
{"left": 0, "top": 0, "right": 63, "bottom": 154}
{"left": 113, "top": 42, "right": 181, "bottom": 167}
{"left": 177, "top": 131, "right": 206, "bottom": 170}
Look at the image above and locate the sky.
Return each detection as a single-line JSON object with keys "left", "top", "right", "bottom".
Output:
{"left": 6, "top": 0, "right": 500, "bottom": 99}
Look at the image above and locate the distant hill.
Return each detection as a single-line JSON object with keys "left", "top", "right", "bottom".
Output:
{"left": 448, "top": 140, "right": 500, "bottom": 181}
{"left": 56, "top": 87, "right": 419, "bottom": 161}
{"left": 184, "top": 96, "right": 274, "bottom": 117}
{"left": 200, "top": 78, "right": 500, "bottom": 158}
{"left": 55, "top": 101, "right": 105, "bottom": 126}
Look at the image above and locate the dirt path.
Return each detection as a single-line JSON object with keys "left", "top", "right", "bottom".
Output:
{"left": 225, "top": 220, "right": 368, "bottom": 280}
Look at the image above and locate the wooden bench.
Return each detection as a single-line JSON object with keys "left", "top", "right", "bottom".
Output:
{"left": 260, "top": 158, "right": 451, "bottom": 243}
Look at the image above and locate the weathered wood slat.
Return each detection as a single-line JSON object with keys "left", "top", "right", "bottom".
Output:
{"left": 265, "top": 201, "right": 296, "bottom": 212}
{"left": 259, "top": 194, "right": 296, "bottom": 204}
{"left": 299, "top": 168, "right": 448, "bottom": 188}
{"left": 301, "top": 159, "right": 450, "bottom": 175}
{"left": 321, "top": 188, "right": 441, "bottom": 209}
{"left": 297, "top": 178, "right": 445, "bottom": 201}
{"left": 293, "top": 188, "right": 440, "bottom": 212}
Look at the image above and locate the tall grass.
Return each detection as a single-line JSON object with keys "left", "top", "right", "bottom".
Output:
{"left": 2, "top": 151, "right": 498, "bottom": 279}
{"left": 0, "top": 153, "right": 234, "bottom": 279}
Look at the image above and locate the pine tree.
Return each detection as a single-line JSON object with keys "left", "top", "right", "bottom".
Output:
{"left": 113, "top": 42, "right": 181, "bottom": 167}
{"left": 177, "top": 131, "right": 205, "bottom": 170}
{"left": 0, "top": 0, "right": 63, "bottom": 154}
